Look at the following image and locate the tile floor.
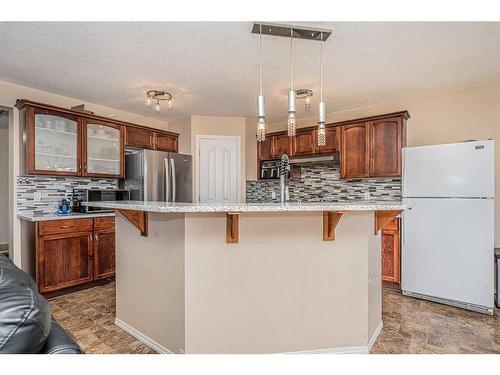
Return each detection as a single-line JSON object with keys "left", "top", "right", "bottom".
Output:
{"left": 49, "top": 282, "right": 155, "bottom": 354}
{"left": 49, "top": 283, "right": 500, "bottom": 354}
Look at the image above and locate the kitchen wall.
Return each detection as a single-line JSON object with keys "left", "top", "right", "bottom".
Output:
{"left": 0, "top": 111, "right": 9, "bottom": 249}
{"left": 247, "top": 161, "right": 401, "bottom": 203}
{"left": 168, "top": 116, "right": 192, "bottom": 155}
{"left": 0, "top": 79, "right": 170, "bottom": 267}
{"left": 246, "top": 82, "right": 500, "bottom": 245}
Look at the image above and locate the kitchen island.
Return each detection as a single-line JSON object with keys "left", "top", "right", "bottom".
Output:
{"left": 84, "top": 200, "right": 409, "bottom": 354}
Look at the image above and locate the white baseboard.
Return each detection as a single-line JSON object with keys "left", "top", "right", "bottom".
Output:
{"left": 287, "top": 321, "right": 383, "bottom": 354}
{"left": 114, "top": 318, "right": 174, "bottom": 354}
{"left": 114, "top": 317, "right": 384, "bottom": 355}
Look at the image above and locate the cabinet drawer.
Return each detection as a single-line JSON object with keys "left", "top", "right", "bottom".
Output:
{"left": 383, "top": 218, "right": 399, "bottom": 231}
{"left": 94, "top": 216, "right": 115, "bottom": 232}
{"left": 38, "top": 219, "right": 93, "bottom": 236}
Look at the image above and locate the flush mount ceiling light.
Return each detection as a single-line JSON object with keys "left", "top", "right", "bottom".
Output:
{"left": 251, "top": 23, "right": 332, "bottom": 140}
{"left": 295, "top": 89, "right": 314, "bottom": 111}
{"left": 145, "top": 90, "right": 173, "bottom": 113}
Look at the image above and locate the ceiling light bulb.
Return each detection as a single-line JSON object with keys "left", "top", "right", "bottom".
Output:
{"left": 146, "top": 97, "right": 152, "bottom": 107}
{"left": 155, "top": 102, "right": 161, "bottom": 112}
{"left": 287, "top": 112, "right": 296, "bottom": 137}
{"left": 305, "top": 95, "right": 312, "bottom": 111}
{"left": 257, "top": 117, "right": 266, "bottom": 142}
{"left": 167, "top": 99, "right": 173, "bottom": 108}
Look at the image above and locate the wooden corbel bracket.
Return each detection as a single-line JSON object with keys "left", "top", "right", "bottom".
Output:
{"left": 323, "top": 211, "right": 344, "bottom": 241}
{"left": 226, "top": 212, "right": 240, "bottom": 244}
{"left": 117, "top": 209, "right": 149, "bottom": 236}
{"left": 374, "top": 210, "right": 402, "bottom": 235}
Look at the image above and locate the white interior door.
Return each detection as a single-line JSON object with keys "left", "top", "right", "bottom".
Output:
{"left": 198, "top": 136, "right": 239, "bottom": 203}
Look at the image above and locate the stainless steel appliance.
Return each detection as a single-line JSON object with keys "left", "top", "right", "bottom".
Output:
{"left": 72, "top": 189, "right": 130, "bottom": 213}
{"left": 121, "top": 148, "right": 192, "bottom": 202}
{"left": 260, "top": 160, "right": 280, "bottom": 179}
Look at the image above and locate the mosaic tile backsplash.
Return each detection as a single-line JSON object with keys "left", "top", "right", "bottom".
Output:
{"left": 17, "top": 176, "right": 117, "bottom": 215}
{"left": 246, "top": 161, "right": 402, "bottom": 203}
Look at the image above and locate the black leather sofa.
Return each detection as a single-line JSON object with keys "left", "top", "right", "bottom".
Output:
{"left": 0, "top": 255, "right": 82, "bottom": 354}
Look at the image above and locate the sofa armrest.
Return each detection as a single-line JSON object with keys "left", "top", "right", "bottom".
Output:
{"left": 41, "top": 319, "right": 82, "bottom": 354}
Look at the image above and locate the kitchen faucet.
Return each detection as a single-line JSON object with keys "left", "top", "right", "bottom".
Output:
{"left": 279, "top": 154, "right": 290, "bottom": 203}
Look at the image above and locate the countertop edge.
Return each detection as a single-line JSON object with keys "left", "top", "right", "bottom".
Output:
{"left": 17, "top": 211, "right": 116, "bottom": 222}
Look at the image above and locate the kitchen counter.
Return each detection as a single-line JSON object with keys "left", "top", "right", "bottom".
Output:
{"left": 18, "top": 211, "right": 115, "bottom": 222}
{"left": 93, "top": 200, "right": 409, "bottom": 354}
{"left": 83, "top": 200, "right": 409, "bottom": 213}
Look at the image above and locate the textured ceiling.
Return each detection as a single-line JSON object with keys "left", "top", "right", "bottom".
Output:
{"left": 0, "top": 22, "right": 499, "bottom": 122}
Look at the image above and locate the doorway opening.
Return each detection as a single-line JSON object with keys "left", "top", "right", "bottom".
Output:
{"left": 0, "top": 109, "right": 10, "bottom": 258}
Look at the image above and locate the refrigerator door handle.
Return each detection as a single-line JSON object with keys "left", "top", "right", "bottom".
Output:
{"left": 170, "top": 158, "right": 176, "bottom": 202}
{"left": 164, "top": 158, "right": 170, "bottom": 202}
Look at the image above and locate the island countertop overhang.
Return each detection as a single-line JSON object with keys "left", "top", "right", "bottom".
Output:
{"left": 82, "top": 200, "right": 410, "bottom": 213}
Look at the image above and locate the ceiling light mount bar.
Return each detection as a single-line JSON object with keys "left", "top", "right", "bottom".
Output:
{"left": 251, "top": 22, "right": 332, "bottom": 41}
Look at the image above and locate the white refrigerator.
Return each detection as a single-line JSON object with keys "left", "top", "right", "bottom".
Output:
{"left": 402, "top": 140, "right": 495, "bottom": 315}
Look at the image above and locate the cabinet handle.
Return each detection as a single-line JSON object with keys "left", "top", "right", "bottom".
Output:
{"left": 60, "top": 225, "right": 72, "bottom": 229}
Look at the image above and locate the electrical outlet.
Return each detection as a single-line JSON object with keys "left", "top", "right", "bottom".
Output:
{"left": 34, "top": 192, "right": 42, "bottom": 202}
{"left": 271, "top": 190, "right": 276, "bottom": 199}
{"left": 364, "top": 191, "right": 370, "bottom": 200}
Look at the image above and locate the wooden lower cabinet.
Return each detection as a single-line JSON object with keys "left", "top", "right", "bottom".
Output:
{"left": 37, "top": 232, "right": 94, "bottom": 293}
{"left": 381, "top": 218, "right": 400, "bottom": 287}
{"left": 36, "top": 217, "right": 115, "bottom": 294}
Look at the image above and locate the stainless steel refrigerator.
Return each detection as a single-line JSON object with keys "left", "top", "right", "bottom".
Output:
{"left": 121, "top": 148, "right": 192, "bottom": 202}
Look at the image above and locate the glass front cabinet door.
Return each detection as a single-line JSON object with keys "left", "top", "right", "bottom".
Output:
{"left": 27, "top": 107, "right": 81, "bottom": 175}
{"left": 82, "top": 119, "right": 124, "bottom": 178}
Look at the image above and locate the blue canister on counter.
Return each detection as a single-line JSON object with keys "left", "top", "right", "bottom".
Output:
{"left": 58, "top": 199, "right": 72, "bottom": 215}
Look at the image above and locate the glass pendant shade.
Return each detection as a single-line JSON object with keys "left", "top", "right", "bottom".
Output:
{"left": 155, "top": 102, "right": 161, "bottom": 112}
{"left": 146, "top": 97, "right": 152, "bottom": 107}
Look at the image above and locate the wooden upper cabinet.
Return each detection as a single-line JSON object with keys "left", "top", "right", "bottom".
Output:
{"left": 273, "top": 134, "right": 292, "bottom": 157}
{"left": 369, "top": 117, "right": 403, "bottom": 177}
{"left": 125, "top": 126, "right": 155, "bottom": 149}
{"left": 155, "top": 132, "right": 178, "bottom": 152}
{"left": 25, "top": 107, "right": 82, "bottom": 176}
{"left": 317, "top": 126, "right": 338, "bottom": 154}
{"left": 292, "top": 129, "right": 316, "bottom": 156}
{"left": 340, "top": 122, "right": 370, "bottom": 178}
{"left": 257, "top": 136, "right": 273, "bottom": 160}
{"left": 82, "top": 119, "right": 124, "bottom": 178}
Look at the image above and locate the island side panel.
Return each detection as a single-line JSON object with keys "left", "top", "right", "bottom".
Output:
{"left": 368, "top": 225, "right": 383, "bottom": 348}
{"left": 184, "top": 211, "right": 375, "bottom": 354}
{"left": 115, "top": 212, "right": 186, "bottom": 353}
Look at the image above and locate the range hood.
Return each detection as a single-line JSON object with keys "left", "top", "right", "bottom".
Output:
{"left": 289, "top": 153, "right": 339, "bottom": 164}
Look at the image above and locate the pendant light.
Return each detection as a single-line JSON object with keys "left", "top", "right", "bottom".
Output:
{"left": 287, "top": 28, "right": 296, "bottom": 137}
{"left": 317, "top": 32, "right": 326, "bottom": 146}
{"left": 257, "top": 25, "right": 266, "bottom": 142}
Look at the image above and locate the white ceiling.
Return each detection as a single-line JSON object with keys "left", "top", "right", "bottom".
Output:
{"left": 0, "top": 22, "right": 499, "bottom": 123}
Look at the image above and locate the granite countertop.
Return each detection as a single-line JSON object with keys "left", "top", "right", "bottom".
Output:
{"left": 18, "top": 211, "right": 115, "bottom": 222}
{"left": 83, "top": 200, "right": 410, "bottom": 213}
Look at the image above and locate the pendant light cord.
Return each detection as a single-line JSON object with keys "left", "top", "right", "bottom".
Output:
{"left": 259, "top": 24, "right": 263, "bottom": 96}
{"left": 290, "top": 28, "right": 293, "bottom": 90}
{"left": 320, "top": 32, "right": 323, "bottom": 102}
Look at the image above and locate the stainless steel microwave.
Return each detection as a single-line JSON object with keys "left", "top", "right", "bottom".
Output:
{"left": 72, "top": 189, "right": 130, "bottom": 212}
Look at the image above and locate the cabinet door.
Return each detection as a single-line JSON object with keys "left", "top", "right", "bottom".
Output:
{"left": 257, "top": 137, "right": 273, "bottom": 160}
{"left": 94, "top": 231, "right": 115, "bottom": 280}
{"left": 83, "top": 120, "right": 124, "bottom": 178}
{"left": 156, "top": 132, "right": 178, "bottom": 152}
{"left": 340, "top": 122, "right": 369, "bottom": 178}
{"left": 273, "top": 134, "right": 292, "bottom": 157}
{"left": 381, "top": 219, "right": 400, "bottom": 284}
{"left": 369, "top": 117, "right": 403, "bottom": 177}
{"left": 27, "top": 107, "right": 81, "bottom": 176}
{"left": 126, "top": 126, "right": 155, "bottom": 149}
{"left": 37, "top": 233, "right": 93, "bottom": 293}
{"left": 293, "top": 129, "right": 316, "bottom": 156}
{"left": 317, "top": 126, "right": 338, "bottom": 154}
